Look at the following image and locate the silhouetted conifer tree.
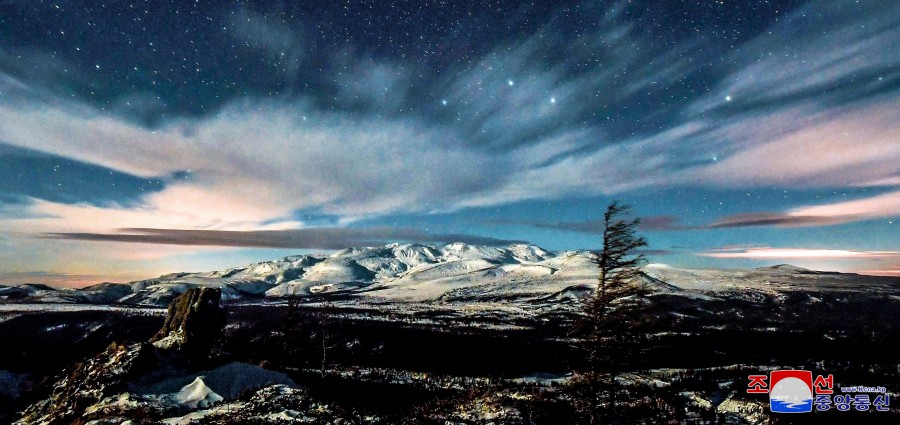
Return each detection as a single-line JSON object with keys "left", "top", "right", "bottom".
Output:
{"left": 572, "top": 201, "right": 649, "bottom": 423}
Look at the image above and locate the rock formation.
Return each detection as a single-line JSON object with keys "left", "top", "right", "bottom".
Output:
{"left": 151, "top": 287, "right": 226, "bottom": 357}
{"left": 17, "top": 288, "right": 226, "bottom": 424}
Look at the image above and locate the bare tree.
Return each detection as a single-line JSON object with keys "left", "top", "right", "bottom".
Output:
{"left": 283, "top": 288, "right": 342, "bottom": 379}
{"left": 315, "top": 294, "right": 342, "bottom": 379}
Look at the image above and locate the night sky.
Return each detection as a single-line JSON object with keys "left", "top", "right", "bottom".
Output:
{"left": 0, "top": 0, "right": 897, "bottom": 286}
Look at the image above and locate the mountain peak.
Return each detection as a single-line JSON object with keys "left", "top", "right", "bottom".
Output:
{"left": 758, "top": 264, "right": 816, "bottom": 273}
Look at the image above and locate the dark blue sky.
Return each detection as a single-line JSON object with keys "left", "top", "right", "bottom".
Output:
{"left": 0, "top": 0, "right": 897, "bottom": 285}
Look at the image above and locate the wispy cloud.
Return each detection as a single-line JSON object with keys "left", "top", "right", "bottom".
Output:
{"left": 524, "top": 215, "right": 686, "bottom": 234}
{"left": 706, "top": 190, "right": 900, "bottom": 228}
{"left": 226, "top": 8, "right": 306, "bottom": 83}
{"left": 0, "top": 1, "right": 696, "bottom": 232}
{"left": 638, "top": 216, "right": 687, "bottom": 231}
{"left": 688, "top": 0, "right": 899, "bottom": 116}
{"left": 2, "top": 0, "right": 896, "bottom": 229}
{"left": 789, "top": 190, "right": 900, "bottom": 220}
{"left": 682, "top": 101, "right": 900, "bottom": 188}
{"left": 634, "top": 249, "right": 673, "bottom": 256}
{"left": 526, "top": 188, "right": 900, "bottom": 233}
{"left": 670, "top": 0, "right": 900, "bottom": 189}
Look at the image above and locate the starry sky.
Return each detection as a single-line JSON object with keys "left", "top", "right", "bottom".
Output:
{"left": 0, "top": 0, "right": 898, "bottom": 286}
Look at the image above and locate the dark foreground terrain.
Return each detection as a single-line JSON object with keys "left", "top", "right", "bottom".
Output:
{"left": 1, "top": 283, "right": 898, "bottom": 424}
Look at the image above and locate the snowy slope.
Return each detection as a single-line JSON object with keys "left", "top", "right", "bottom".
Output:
{"left": 642, "top": 263, "right": 899, "bottom": 299}
{"left": 39, "top": 242, "right": 588, "bottom": 306}
{"left": 142, "top": 362, "right": 296, "bottom": 407}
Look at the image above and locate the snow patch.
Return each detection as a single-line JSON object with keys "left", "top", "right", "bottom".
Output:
{"left": 168, "top": 377, "right": 223, "bottom": 409}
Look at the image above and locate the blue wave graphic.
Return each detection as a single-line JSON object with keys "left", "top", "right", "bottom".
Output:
{"left": 771, "top": 399, "right": 813, "bottom": 413}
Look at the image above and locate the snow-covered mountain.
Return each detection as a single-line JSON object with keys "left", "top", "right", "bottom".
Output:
{"left": 0, "top": 243, "right": 591, "bottom": 306}
{"left": 3, "top": 242, "right": 898, "bottom": 308}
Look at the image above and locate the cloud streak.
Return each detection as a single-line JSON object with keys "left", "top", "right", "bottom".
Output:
{"left": 525, "top": 215, "right": 686, "bottom": 234}
{"left": 682, "top": 101, "right": 900, "bottom": 188}
{"left": 706, "top": 190, "right": 900, "bottom": 228}
{"left": 500, "top": 188, "right": 900, "bottom": 234}
{"left": 697, "top": 247, "right": 900, "bottom": 260}
{"left": 42, "top": 227, "right": 524, "bottom": 249}
{"left": 0, "top": 271, "right": 111, "bottom": 286}
{"left": 859, "top": 267, "right": 900, "bottom": 277}
{"left": 704, "top": 213, "right": 844, "bottom": 229}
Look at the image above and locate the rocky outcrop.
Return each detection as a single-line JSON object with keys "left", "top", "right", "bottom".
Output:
{"left": 16, "top": 342, "right": 159, "bottom": 425}
{"left": 151, "top": 287, "right": 226, "bottom": 357}
{"left": 16, "top": 288, "right": 226, "bottom": 424}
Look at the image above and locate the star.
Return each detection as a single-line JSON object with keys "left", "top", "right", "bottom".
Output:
{"left": 550, "top": 96, "right": 556, "bottom": 104}
{"left": 725, "top": 95, "right": 732, "bottom": 102}
{"left": 442, "top": 99, "right": 448, "bottom": 106}
{"left": 507, "top": 79, "right": 514, "bottom": 86}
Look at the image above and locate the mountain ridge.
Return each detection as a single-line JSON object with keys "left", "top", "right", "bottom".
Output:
{"left": 2, "top": 242, "right": 898, "bottom": 307}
